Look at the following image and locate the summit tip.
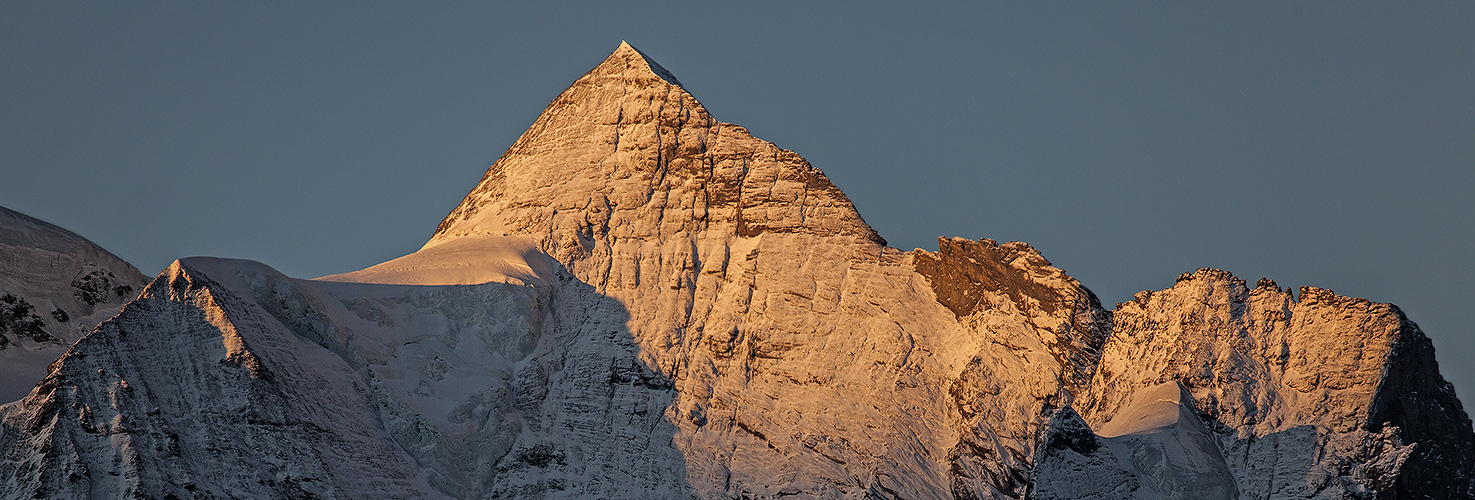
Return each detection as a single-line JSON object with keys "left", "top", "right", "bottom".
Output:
{"left": 609, "top": 41, "right": 680, "bottom": 86}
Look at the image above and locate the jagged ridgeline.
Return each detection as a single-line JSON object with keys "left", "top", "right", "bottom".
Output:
{"left": 1, "top": 43, "right": 1469, "bottom": 499}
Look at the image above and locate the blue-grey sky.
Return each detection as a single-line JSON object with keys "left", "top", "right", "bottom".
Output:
{"left": 3, "top": 2, "right": 1472, "bottom": 409}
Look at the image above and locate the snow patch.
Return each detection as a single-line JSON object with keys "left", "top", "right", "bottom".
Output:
{"left": 315, "top": 235, "right": 555, "bottom": 286}
{"left": 1096, "top": 381, "right": 1196, "bottom": 438}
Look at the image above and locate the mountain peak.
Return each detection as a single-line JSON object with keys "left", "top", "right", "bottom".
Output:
{"left": 428, "top": 45, "right": 883, "bottom": 261}
{"left": 610, "top": 41, "right": 681, "bottom": 86}
{"left": 5, "top": 44, "right": 1472, "bottom": 500}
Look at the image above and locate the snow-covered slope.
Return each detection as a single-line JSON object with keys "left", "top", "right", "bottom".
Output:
{"left": 1031, "top": 382, "right": 1238, "bottom": 500}
{"left": 0, "top": 206, "right": 147, "bottom": 403}
{"left": 0, "top": 255, "right": 693, "bottom": 498}
{"left": 0, "top": 43, "right": 1469, "bottom": 499}
{"left": 316, "top": 235, "right": 555, "bottom": 287}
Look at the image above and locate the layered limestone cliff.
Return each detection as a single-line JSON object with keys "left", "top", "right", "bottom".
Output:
{"left": 1075, "top": 270, "right": 1473, "bottom": 499}
{"left": 1031, "top": 270, "right": 1473, "bottom": 499}
{"left": 426, "top": 42, "right": 1117, "bottom": 498}
{"left": 0, "top": 206, "right": 147, "bottom": 403}
{"left": 0, "top": 43, "right": 1469, "bottom": 499}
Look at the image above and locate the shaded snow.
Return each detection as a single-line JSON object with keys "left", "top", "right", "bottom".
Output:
{"left": 0, "top": 205, "right": 147, "bottom": 402}
{"left": 1030, "top": 383, "right": 1237, "bottom": 500}
{"left": 1095, "top": 382, "right": 1238, "bottom": 500}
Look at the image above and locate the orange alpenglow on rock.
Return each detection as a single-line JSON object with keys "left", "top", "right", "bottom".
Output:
{"left": 0, "top": 43, "right": 1468, "bottom": 500}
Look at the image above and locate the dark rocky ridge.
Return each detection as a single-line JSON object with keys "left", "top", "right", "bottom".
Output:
{"left": 914, "top": 237, "right": 1112, "bottom": 393}
{"left": 1365, "top": 312, "right": 1474, "bottom": 498}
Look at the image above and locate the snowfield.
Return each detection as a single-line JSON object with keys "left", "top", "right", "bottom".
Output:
{"left": 0, "top": 206, "right": 147, "bottom": 403}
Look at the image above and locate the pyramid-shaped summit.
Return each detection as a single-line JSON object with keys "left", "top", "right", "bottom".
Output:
{"left": 613, "top": 40, "right": 682, "bottom": 86}
{"left": 3, "top": 43, "right": 1471, "bottom": 500}
{"left": 429, "top": 42, "right": 884, "bottom": 265}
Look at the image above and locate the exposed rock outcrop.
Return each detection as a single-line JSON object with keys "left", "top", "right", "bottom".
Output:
{"left": 0, "top": 44, "right": 1468, "bottom": 500}
{"left": 913, "top": 237, "right": 1112, "bottom": 498}
{"left": 1073, "top": 269, "right": 1473, "bottom": 498}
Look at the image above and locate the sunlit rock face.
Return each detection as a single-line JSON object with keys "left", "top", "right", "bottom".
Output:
{"left": 0, "top": 206, "right": 148, "bottom": 403}
{"left": 1074, "top": 270, "right": 1474, "bottom": 499}
{"left": 429, "top": 41, "right": 883, "bottom": 253}
{"left": 431, "top": 41, "right": 1059, "bottom": 498}
{"left": 912, "top": 237, "right": 1112, "bottom": 497}
{"left": 0, "top": 44, "right": 1469, "bottom": 499}
{"left": 1034, "top": 270, "right": 1474, "bottom": 499}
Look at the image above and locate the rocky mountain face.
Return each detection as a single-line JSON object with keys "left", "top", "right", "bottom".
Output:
{"left": 1066, "top": 271, "right": 1472, "bottom": 499}
{"left": 0, "top": 43, "right": 1469, "bottom": 499}
{"left": 912, "top": 238, "right": 1112, "bottom": 497}
{"left": 0, "top": 206, "right": 148, "bottom": 403}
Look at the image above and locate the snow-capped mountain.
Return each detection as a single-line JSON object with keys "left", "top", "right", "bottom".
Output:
{"left": 0, "top": 206, "right": 147, "bottom": 403}
{"left": 0, "top": 43, "right": 1468, "bottom": 499}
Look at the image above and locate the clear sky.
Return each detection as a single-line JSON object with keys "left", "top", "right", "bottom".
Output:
{"left": 3, "top": 2, "right": 1472, "bottom": 409}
